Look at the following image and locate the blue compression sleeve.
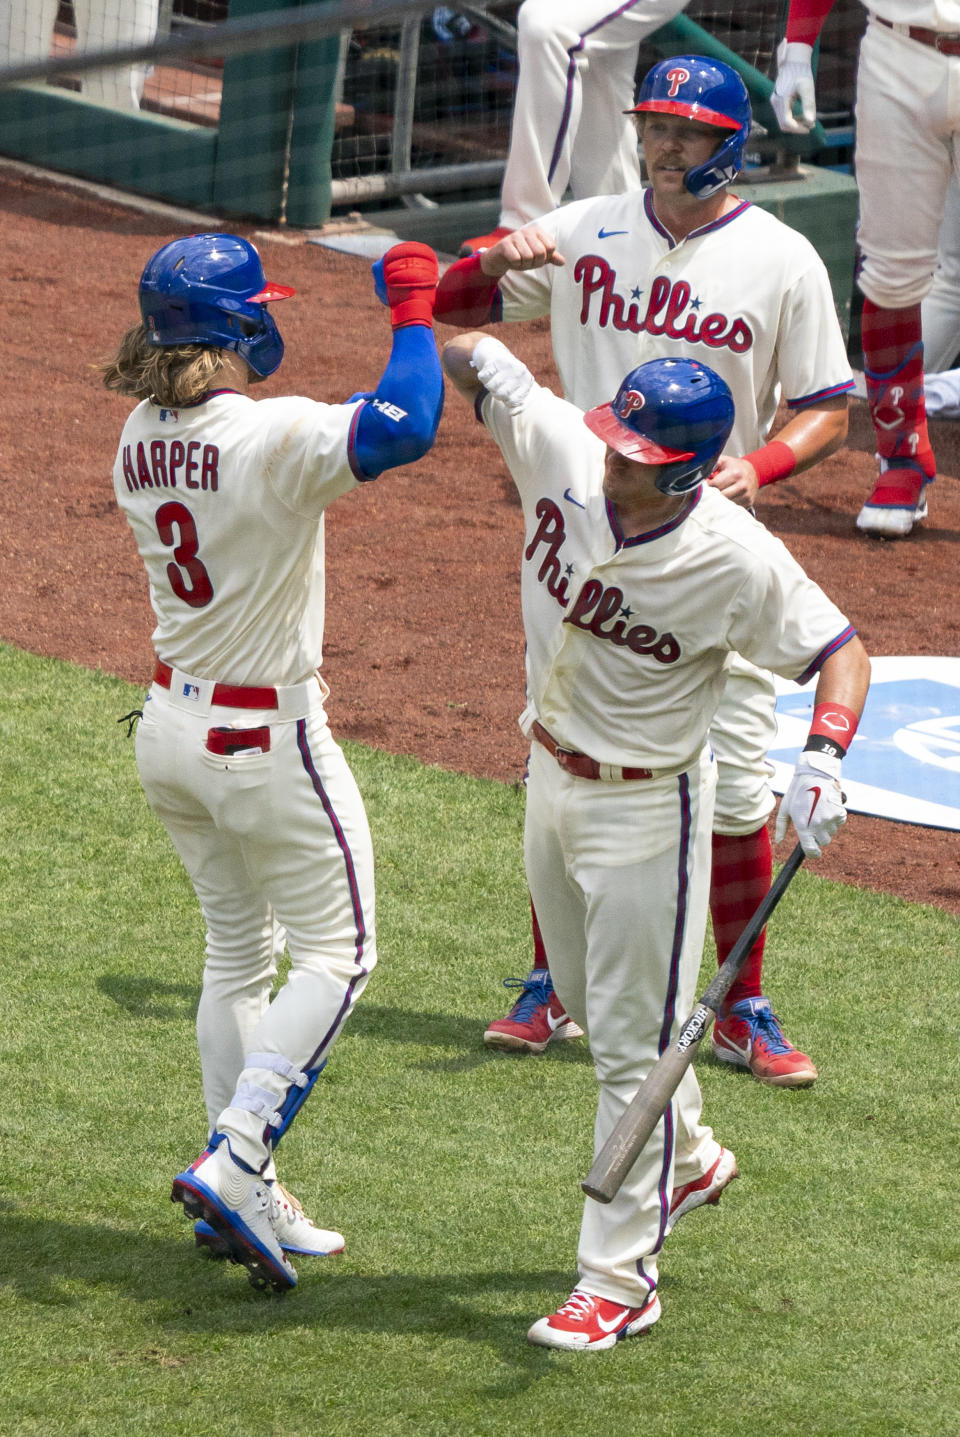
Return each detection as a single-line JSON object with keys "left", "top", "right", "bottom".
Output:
{"left": 352, "top": 324, "right": 444, "bottom": 479}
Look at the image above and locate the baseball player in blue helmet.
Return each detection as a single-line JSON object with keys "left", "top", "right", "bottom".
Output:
{"left": 103, "top": 232, "right": 444, "bottom": 1293}
{"left": 584, "top": 356, "right": 736, "bottom": 492}
{"left": 435, "top": 50, "right": 854, "bottom": 1089}
{"left": 442, "top": 329, "right": 870, "bottom": 1350}
{"left": 629, "top": 54, "right": 752, "bottom": 199}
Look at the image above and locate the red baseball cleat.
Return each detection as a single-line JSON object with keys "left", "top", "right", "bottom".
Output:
{"left": 856, "top": 461, "right": 931, "bottom": 538}
{"left": 527, "top": 1288, "right": 661, "bottom": 1350}
{"left": 666, "top": 1146, "right": 738, "bottom": 1234}
{"left": 483, "top": 969, "right": 583, "bottom": 1053}
{"left": 712, "top": 996, "right": 818, "bottom": 1087}
{"left": 458, "top": 225, "right": 512, "bottom": 257}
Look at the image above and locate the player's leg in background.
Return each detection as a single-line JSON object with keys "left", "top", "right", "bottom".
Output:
{"left": 459, "top": 0, "right": 688, "bottom": 253}
{"left": 0, "top": 0, "right": 57, "bottom": 65}
{"left": 704, "top": 660, "right": 818, "bottom": 1088}
{"left": 921, "top": 174, "right": 960, "bottom": 381}
{"left": 73, "top": 0, "right": 159, "bottom": 111}
{"left": 483, "top": 896, "right": 584, "bottom": 1052}
{"left": 483, "top": 749, "right": 582, "bottom": 1053}
{"left": 567, "top": 0, "right": 689, "bottom": 202}
{"left": 853, "top": 21, "right": 954, "bottom": 537}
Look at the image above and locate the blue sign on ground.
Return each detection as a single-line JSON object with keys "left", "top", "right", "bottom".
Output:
{"left": 770, "top": 656, "right": 960, "bottom": 831}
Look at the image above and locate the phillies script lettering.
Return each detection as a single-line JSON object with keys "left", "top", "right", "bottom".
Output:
{"left": 574, "top": 257, "right": 753, "bottom": 353}
{"left": 525, "top": 499, "right": 680, "bottom": 664}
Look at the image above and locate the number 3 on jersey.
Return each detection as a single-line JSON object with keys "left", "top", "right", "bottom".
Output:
{"left": 156, "top": 500, "right": 214, "bottom": 608}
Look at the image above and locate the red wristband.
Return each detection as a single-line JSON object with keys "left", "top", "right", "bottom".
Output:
{"left": 434, "top": 254, "right": 501, "bottom": 326}
{"left": 388, "top": 294, "right": 435, "bottom": 329}
{"left": 746, "top": 440, "right": 796, "bottom": 488}
{"left": 807, "top": 701, "right": 858, "bottom": 758}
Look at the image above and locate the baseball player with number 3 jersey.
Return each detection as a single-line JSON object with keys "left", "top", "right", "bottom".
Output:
{"left": 442, "top": 333, "right": 870, "bottom": 1349}
{"left": 436, "top": 56, "right": 854, "bottom": 1084}
{"left": 104, "top": 232, "right": 443, "bottom": 1293}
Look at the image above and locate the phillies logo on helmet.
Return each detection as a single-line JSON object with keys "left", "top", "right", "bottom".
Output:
{"left": 618, "top": 388, "right": 646, "bottom": 416}
{"left": 666, "top": 67, "right": 691, "bottom": 98}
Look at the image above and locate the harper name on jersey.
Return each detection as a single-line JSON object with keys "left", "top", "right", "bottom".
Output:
{"left": 121, "top": 438, "right": 221, "bottom": 492}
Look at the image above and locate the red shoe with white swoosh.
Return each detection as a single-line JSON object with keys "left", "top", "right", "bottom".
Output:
{"left": 712, "top": 996, "right": 818, "bottom": 1087}
{"left": 527, "top": 1288, "right": 661, "bottom": 1350}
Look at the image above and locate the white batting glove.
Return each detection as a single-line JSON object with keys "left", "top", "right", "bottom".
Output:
{"left": 470, "top": 336, "right": 534, "bottom": 414}
{"left": 775, "top": 749, "right": 846, "bottom": 858}
{"left": 772, "top": 41, "right": 817, "bottom": 134}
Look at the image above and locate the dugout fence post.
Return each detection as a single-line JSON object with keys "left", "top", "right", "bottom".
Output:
{"left": 213, "top": 0, "right": 340, "bottom": 225}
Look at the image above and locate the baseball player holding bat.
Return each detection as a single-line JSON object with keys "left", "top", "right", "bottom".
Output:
{"left": 102, "top": 232, "right": 443, "bottom": 1292}
{"left": 442, "top": 331, "right": 870, "bottom": 1350}
{"left": 437, "top": 55, "right": 854, "bottom": 1086}
{"left": 773, "top": 0, "right": 960, "bottom": 537}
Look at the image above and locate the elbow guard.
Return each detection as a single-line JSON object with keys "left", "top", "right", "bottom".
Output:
{"left": 352, "top": 325, "right": 444, "bottom": 478}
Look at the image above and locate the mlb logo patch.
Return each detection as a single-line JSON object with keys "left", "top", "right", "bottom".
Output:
{"left": 182, "top": 683, "right": 201, "bottom": 702}
{"left": 159, "top": 408, "right": 180, "bottom": 422}
{"left": 770, "top": 656, "right": 960, "bottom": 831}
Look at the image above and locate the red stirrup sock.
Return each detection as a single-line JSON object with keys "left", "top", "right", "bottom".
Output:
{"left": 861, "top": 298, "right": 935, "bottom": 477}
{"left": 710, "top": 827, "right": 772, "bottom": 1009}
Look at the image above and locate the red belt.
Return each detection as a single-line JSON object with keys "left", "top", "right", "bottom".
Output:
{"left": 532, "top": 721, "right": 654, "bottom": 781}
{"left": 876, "top": 16, "right": 960, "bottom": 53}
{"left": 154, "top": 659, "right": 279, "bottom": 710}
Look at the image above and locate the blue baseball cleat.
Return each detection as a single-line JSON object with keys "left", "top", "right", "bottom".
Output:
{"left": 172, "top": 1142, "right": 297, "bottom": 1292}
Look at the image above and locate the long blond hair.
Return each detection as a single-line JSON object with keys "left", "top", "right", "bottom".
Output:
{"left": 100, "top": 323, "right": 226, "bottom": 407}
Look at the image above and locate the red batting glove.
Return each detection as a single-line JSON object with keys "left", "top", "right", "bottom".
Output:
{"left": 380, "top": 242, "right": 439, "bottom": 329}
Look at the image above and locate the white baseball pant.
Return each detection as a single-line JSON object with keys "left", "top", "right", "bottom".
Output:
{"left": 499, "top": 0, "right": 690, "bottom": 229}
{"left": 709, "top": 655, "right": 778, "bottom": 837}
{"left": 922, "top": 175, "right": 960, "bottom": 375}
{"left": 1, "top": 0, "right": 158, "bottom": 110}
{"left": 854, "top": 18, "right": 960, "bottom": 310}
{"left": 135, "top": 669, "right": 375, "bottom": 1171}
{"left": 523, "top": 740, "right": 719, "bottom": 1308}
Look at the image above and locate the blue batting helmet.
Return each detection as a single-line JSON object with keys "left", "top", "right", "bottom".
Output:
{"left": 139, "top": 233, "right": 295, "bottom": 378}
{"left": 583, "top": 357, "right": 734, "bottom": 495}
{"left": 629, "top": 55, "right": 752, "bottom": 199}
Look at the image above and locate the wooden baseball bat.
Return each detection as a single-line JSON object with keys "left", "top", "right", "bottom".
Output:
{"left": 581, "top": 843, "right": 805, "bottom": 1205}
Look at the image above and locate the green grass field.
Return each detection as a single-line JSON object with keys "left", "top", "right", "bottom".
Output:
{"left": 1, "top": 642, "right": 958, "bottom": 1436}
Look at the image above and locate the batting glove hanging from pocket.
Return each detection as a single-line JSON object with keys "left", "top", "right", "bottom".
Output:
{"left": 775, "top": 748, "right": 846, "bottom": 858}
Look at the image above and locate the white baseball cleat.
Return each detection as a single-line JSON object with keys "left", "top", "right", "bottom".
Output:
{"left": 172, "top": 1141, "right": 298, "bottom": 1292}
{"left": 665, "top": 1145, "right": 738, "bottom": 1235}
{"left": 267, "top": 1183, "right": 345, "bottom": 1256}
{"left": 194, "top": 1182, "right": 345, "bottom": 1258}
{"left": 856, "top": 466, "right": 930, "bottom": 538}
{"left": 527, "top": 1288, "right": 661, "bottom": 1351}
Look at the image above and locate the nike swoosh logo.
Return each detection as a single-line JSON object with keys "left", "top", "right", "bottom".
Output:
{"left": 597, "top": 227, "right": 628, "bottom": 239}
{"left": 806, "top": 787, "right": 822, "bottom": 824}
{"left": 595, "top": 1307, "right": 631, "bottom": 1333}
{"left": 547, "top": 1007, "right": 569, "bottom": 1033}
{"left": 563, "top": 487, "right": 586, "bottom": 508}
{"left": 715, "top": 1032, "right": 750, "bottom": 1061}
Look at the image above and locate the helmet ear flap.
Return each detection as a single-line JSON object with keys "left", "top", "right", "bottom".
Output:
{"left": 684, "top": 126, "right": 748, "bottom": 199}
